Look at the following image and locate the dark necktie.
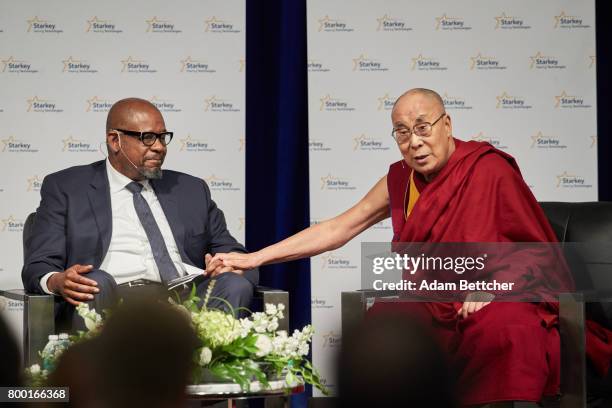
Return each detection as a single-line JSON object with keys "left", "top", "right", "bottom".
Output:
{"left": 125, "top": 181, "right": 179, "bottom": 283}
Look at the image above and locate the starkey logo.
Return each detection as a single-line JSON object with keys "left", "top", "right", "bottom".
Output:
{"left": 556, "top": 171, "right": 592, "bottom": 188}
{"left": 319, "top": 95, "right": 355, "bottom": 112}
{"left": 320, "top": 252, "right": 357, "bottom": 270}
{"left": 1, "top": 56, "right": 38, "bottom": 73}
{"left": 321, "top": 331, "right": 342, "bottom": 348}
{"left": 317, "top": 15, "right": 354, "bottom": 32}
{"left": 471, "top": 132, "right": 507, "bottom": 150}
{"left": 320, "top": 174, "right": 356, "bottom": 191}
{"left": 204, "top": 96, "right": 239, "bottom": 112}
{"left": 411, "top": 54, "right": 447, "bottom": 71}
{"left": 494, "top": 12, "right": 531, "bottom": 30}
{"left": 1, "top": 135, "right": 38, "bottom": 153}
{"left": 442, "top": 93, "right": 473, "bottom": 110}
{"left": 63, "top": 56, "right": 98, "bottom": 73}
{"left": 530, "top": 132, "right": 567, "bottom": 149}
{"left": 496, "top": 92, "right": 532, "bottom": 109}
{"left": 149, "top": 96, "right": 181, "bottom": 112}
{"left": 204, "top": 175, "right": 240, "bottom": 191}
{"left": 469, "top": 53, "right": 507, "bottom": 70}
{"left": 590, "top": 135, "right": 597, "bottom": 149}
{"left": 86, "top": 17, "right": 122, "bottom": 33}
{"left": 352, "top": 54, "right": 388, "bottom": 72}
{"left": 309, "top": 139, "right": 332, "bottom": 152}
{"left": 62, "top": 136, "right": 98, "bottom": 153}
{"left": 180, "top": 57, "right": 215, "bottom": 73}
{"left": 376, "top": 15, "right": 412, "bottom": 32}
{"left": 178, "top": 135, "right": 216, "bottom": 152}
{"left": 27, "top": 96, "right": 63, "bottom": 113}
{"left": 377, "top": 93, "right": 395, "bottom": 111}
{"left": 529, "top": 52, "right": 566, "bottom": 70}
{"left": 435, "top": 14, "right": 471, "bottom": 30}
{"left": 554, "top": 91, "right": 591, "bottom": 109}
{"left": 204, "top": 17, "right": 240, "bottom": 33}
{"left": 146, "top": 17, "right": 181, "bottom": 33}
{"left": 554, "top": 11, "right": 590, "bottom": 29}
{"left": 353, "top": 134, "right": 390, "bottom": 151}
{"left": 308, "top": 59, "right": 330, "bottom": 73}
{"left": 27, "top": 175, "right": 43, "bottom": 192}
{"left": 27, "top": 16, "right": 62, "bottom": 33}
{"left": 121, "top": 56, "right": 156, "bottom": 73}
{"left": 86, "top": 97, "right": 113, "bottom": 113}
{"left": 1, "top": 215, "right": 25, "bottom": 232}
{"left": 589, "top": 56, "right": 596, "bottom": 69}
{"left": 311, "top": 297, "right": 333, "bottom": 310}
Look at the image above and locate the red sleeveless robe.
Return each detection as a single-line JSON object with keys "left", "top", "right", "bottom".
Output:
{"left": 370, "top": 139, "right": 611, "bottom": 405}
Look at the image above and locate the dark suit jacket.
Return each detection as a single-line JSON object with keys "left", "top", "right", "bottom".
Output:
{"left": 22, "top": 160, "right": 258, "bottom": 293}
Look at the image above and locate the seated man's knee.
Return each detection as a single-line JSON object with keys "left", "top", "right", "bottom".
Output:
{"left": 85, "top": 269, "right": 117, "bottom": 290}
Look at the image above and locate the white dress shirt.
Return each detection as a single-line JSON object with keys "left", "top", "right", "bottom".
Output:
{"left": 41, "top": 160, "right": 202, "bottom": 294}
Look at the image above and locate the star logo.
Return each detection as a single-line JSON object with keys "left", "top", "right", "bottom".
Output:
{"left": 1, "top": 56, "right": 17, "bottom": 72}
{"left": 238, "top": 138, "right": 245, "bottom": 152}
{"left": 146, "top": 16, "right": 167, "bottom": 32}
{"left": 556, "top": 171, "right": 572, "bottom": 188}
{"left": 121, "top": 56, "right": 143, "bottom": 72}
{"left": 470, "top": 132, "right": 488, "bottom": 142}
{"left": 469, "top": 53, "right": 484, "bottom": 70}
{"left": 554, "top": 91, "right": 569, "bottom": 108}
{"left": 319, "top": 95, "right": 332, "bottom": 111}
{"left": 27, "top": 175, "right": 42, "bottom": 192}
{"left": 1, "top": 135, "right": 16, "bottom": 152}
{"left": 496, "top": 92, "right": 511, "bottom": 109}
{"left": 322, "top": 331, "right": 340, "bottom": 347}
{"left": 180, "top": 56, "right": 195, "bottom": 72}
{"left": 494, "top": 12, "right": 511, "bottom": 29}
{"left": 86, "top": 96, "right": 106, "bottom": 112}
{"left": 590, "top": 135, "right": 597, "bottom": 148}
{"left": 529, "top": 51, "right": 545, "bottom": 69}
{"left": 352, "top": 54, "right": 368, "bottom": 71}
{"left": 26, "top": 16, "right": 45, "bottom": 32}
{"left": 376, "top": 14, "right": 391, "bottom": 31}
{"left": 554, "top": 12, "right": 568, "bottom": 28}
{"left": 1, "top": 215, "right": 16, "bottom": 232}
{"left": 435, "top": 14, "right": 460, "bottom": 30}
{"left": 86, "top": 16, "right": 105, "bottom": 32}
{"left": 239, "top": 59, "right": 245, "bottom": 73}
{"left": 62, "top": 135, "right": 80, "bottom": 152}
{"left": 353, "top": 134, "right": 367, "bottom": 151}
{"left": 320, "top": 253, "right": 334, "bottom": 269}
{"left": 530, "top": 131, "right": 545, "bottom": 148}
{"left": 204, "top": 174, "right": 223, "bottom": 184}
{"left": 179, "top": 135, "right": 194, "bottom": 151}
{"left": 317, "top": 15, "right": 332, "bottom": 32}
{"left": 589, "top": 55, "right": 596, "bottom": 69}
{"left": 238, "top": 217, "right": 245, "bottom": 231}
{"left": 320, "top": 173, "right": 339, "bottom": 190}
{"left": 377, "top": 93, "right": 393, "bottom": 111}
{"left": 411, "top": 54, "right": 427, "bottom": 70}
{"left": 62, "top": 56, "right": 78, "bottom": 72}
{"left": 27, "top": 96, "right": 43, "bottom": 112}
{"left": 204, "top": 16, "right": 224, "bottom": 32}
{"left": 204, "top": 96, "right": 220, "bottom": 111}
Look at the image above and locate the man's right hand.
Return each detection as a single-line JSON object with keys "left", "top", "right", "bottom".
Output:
{"left": 47, "top": 264, "right": 99, "bottom": 306}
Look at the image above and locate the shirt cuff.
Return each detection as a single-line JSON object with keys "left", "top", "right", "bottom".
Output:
{"left": 40, "top": 272, "right": 60, "bottom": 295}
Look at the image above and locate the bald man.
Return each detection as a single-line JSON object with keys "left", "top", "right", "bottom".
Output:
{"left": 214, "top": 88, "right": 574, "bottom": 406}
{"left": 22, "top": 98, "right": 257, "bottom": 330}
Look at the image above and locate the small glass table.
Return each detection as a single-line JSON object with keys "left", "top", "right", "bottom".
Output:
{"left": 187, "top": 380, "right": 304, "bottom": 403}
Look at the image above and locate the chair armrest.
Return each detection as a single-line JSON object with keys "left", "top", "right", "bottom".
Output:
{"left": 254, "top": 286, "right": 289, "bottom": 332}
{"left": 559, "top": 292, "right": 586, "bottom": 408}
{"left": 0, "top": 289, "right": 55, "bottom": 366}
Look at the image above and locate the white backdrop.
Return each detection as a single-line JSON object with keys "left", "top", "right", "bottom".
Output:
{"left": 0, "top": 0, "right": 246, "bottom": 291}
{"left": 307, "top": 0, "right": 597, "bottom": 395}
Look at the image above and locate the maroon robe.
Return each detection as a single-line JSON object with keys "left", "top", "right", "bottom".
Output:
{"left": 370, "top": 138, "right": 612, "bottom": 405}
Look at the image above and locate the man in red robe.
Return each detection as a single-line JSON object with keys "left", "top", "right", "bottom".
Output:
{"left": 212, "top": 88, "right": 612, "bottom": 406}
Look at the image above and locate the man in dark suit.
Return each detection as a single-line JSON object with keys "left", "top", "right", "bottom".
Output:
{"left": 22, "top": 98, "right": 257, "bottom": 329}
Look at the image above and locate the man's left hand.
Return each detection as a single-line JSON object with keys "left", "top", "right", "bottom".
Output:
{"left": 205, "top": 253, "right": 242, "bottom": 277}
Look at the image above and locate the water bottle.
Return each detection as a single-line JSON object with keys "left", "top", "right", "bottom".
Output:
{"left": 58, "top": 333, "right": 71, "bottom": 352}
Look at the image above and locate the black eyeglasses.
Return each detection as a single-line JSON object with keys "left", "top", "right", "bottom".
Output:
{"left": 391, "top": 112, "right": 446, "bottom": 144}
{"left": 112, "top": 129, "right": 173, "bottom": 146}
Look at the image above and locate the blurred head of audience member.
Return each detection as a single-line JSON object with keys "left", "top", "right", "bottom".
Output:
{"left": 49, "top": 299, "right": 199, "bottom": 408}
{"left": 0, "top": 315, "right": 22, "bottom": 386}
{"left": 337, "top": 312, "right": 457, "bottom": 408}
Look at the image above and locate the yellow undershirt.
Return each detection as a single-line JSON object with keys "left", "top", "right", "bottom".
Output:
{"left": 406, "top": 170, "right": 420, "bottom": 219}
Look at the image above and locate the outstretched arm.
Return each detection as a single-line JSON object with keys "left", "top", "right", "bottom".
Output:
{"left": 212, "top": 176, "right": 390, "bottom": 272}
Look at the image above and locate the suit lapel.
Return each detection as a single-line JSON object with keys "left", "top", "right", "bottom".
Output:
{"left": 87, "top": 161, "right": 112, "bottom": 264}
{"left": 151, "top": 177, "right": 187, "bottom": 262}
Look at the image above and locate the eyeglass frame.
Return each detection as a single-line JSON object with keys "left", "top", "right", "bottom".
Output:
{"left": 391, "top": 112, "right": 447, "bottom": 144}
{"left": 111, "top": 128, "right": 174, "bottom": 146}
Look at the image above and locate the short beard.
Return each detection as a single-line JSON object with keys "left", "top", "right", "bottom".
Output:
{"left": 138, "top": 166, "right": 163, "bottom": 179}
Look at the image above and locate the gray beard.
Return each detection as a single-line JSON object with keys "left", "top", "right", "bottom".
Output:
{"left": 139, "top": 167, "right": 163, "bottom": 179}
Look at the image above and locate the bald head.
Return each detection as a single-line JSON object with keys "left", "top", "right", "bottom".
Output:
{"left": 106, "top": 98, "right": 162, "bottom": 133}
{"left": 393, "top": 88, "right": 445, "bottom": 115}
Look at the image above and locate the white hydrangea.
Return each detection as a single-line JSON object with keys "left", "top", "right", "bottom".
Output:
{"left": 193, "top": 310, "right": 242, "bottom": 348}
{"left": 199, "top": 347, "right": 212, "bottom": 366}
{"left": 76, "top": 303, "right": 103, "bottom": 331}
{"left": 270, "top": 326, "right": 314, "bottom": 359}
{"left": 254, "top": 334, "right": 273, "bottom": 357}
{"left": 28, "top": 364, "right": 41, "bottom": 374}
